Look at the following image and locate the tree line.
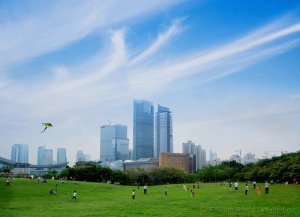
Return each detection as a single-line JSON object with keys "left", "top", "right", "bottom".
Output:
{"left": 56, "top": 151, "right": 299, "bottom": 185}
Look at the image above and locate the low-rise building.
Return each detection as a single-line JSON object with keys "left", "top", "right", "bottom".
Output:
{"left": 123, "top": 158, "right": 158, "bottom": 171}
{"left": 159, "top": 153, "right": 194, "bottom": 173}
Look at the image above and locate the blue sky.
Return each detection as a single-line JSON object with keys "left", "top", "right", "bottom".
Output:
{"left": 0, "top": 0, "right": 300, "bottom": 165}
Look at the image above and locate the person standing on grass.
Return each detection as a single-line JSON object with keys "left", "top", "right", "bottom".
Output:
{"left": 71, "top": 190, "right": 77, "bottom": 200}
{"left": 256, "top": 185, "right": 261, "bottom": 194}
{"left": 164, "top": 186, "right": 168, "bottom": 197}
{"left": 144, "top": 184, "right": 147, "bottom": 195}
{"left": 265, "top": 181, "right": 269, "bottom": 194}
{"left": 6, "top": 178, "right": 10, "bottom": 186}
{"left": 253, "top": 180, "right": 256, "bottom": 190}
{"left": 229, "top": 181, "right": 232, "bottom": 192}
{"left": 234, "top": 181, "right": 238, "bottom": 191}
{"left": 245, "top": 184, "right": 249, "bottom": 195}
{"left": 132, "top": 189, "right": 135, "bottom": 200}
{"left": 191, "top": 190, "right": 195, "bottom": 198}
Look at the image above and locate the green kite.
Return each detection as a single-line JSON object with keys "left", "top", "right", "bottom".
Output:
{"left": 41, "top": 123, "right": 53, "bottom": 133}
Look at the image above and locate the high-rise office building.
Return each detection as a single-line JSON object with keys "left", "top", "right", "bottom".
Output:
{"left": 11, "top": 144, "right": 29, "bottom": 163}
{"left": 243, "top": 152, "right": 257, "bottom": 164}
{"left": 45, "top": 149, "right": 53, "bottom": 165}
{"left": 84, "top": 154, "right": 91, "bottom": 162}
{"left": 57, "top": 148, "right": 67, "bottom": 164}
{"left": 182, "top": 141, "right": 206, "bottom": 171}
{"left": 196, "top": 145, "right": 206, "bottom": 170}
{"left": 133, "top": 99, "right": 154, "bottom": 160}
{"left": 37, "top": 146, "right": 46, "bottom": 165}
{"left": 100, "top": 124, "right": 129, "bottom": 162}
{"left": 182, "top": 141, "right": 196, "bottom": 154}
{"left": 154, "top": 105, "right": 173, "bottom": 157}
{"left": 208, "top": 150, "right": 218, "bottom": 165}
{"left": 76, "top": 150, "right": 85, "bottom": 162}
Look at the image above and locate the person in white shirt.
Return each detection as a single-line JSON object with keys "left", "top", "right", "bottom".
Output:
{"left": 253, "top": 180, "right": 256, "bottom": 190}
{"left": 132, "top": 189, "right": 135, "bottom": 199}
{"left": 143, "top": 185, "right": 147, "bottom": 195}
{"left": 234, "top": 181, "right": 239, "bottom": 191}
{"left": 265, "top": 181, "right": 269, "bottom": 194}
{"left": 245, "top": 184, "right": 249, "bottom": 195}
{"left": 71, "top": 190, "right": 77, "bottom": 200}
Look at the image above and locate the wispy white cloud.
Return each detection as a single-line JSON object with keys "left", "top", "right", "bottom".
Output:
{"left": 127, "top": 19, "right": 300, "bottom": 94}
{"left": 0, "top": 0, "right": 181, "bottom": 70}
{"left": 128, "top": 18, "right": 184, "bottom": 67}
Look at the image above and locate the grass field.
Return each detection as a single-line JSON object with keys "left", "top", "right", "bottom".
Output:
{"left": 0, "top": 178, "right": 299, "bottom": 217}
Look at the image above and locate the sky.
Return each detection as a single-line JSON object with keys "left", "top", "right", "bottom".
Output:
{"left": 0, "top": 0, "right": 300, "bottom": 165}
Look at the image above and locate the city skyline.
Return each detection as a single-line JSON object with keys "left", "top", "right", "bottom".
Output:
{"left": 1, "top": 1, "right": 300, "bottom": 165}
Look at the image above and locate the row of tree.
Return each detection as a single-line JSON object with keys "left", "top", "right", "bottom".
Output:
{"left": 56, "top": 151, "right": 299, "bottom": 185}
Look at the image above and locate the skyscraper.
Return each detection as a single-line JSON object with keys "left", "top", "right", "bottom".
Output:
{"left": 57, "top": 148, "right": 67, "bottom": 164}
{"left": 37, "top": 146, "right": 46, "bottom": 165}
{"left": 196, "top": 145, "right": 206, "bottom": 170}
{"left": 11, "top": 144, "right": 28, "bottom": 163}
{"left": 182, "top": 141, "right": 196, "bottom": 154}
{"left": 154, "top": 105, "right": 173, "bottom": 157}
{"left": 100, "top": 124, "right": 129, "bottom": 162}
{"left": 45, "top": 149, "right": 53, "bottom": 165}
{"left": 76, "top": 150, "right": 85, "bottom": 162}
{"left": 133, "top": 99, "right": 154, "bottom": 160}
{"left": 182, "top": 141, "right": 206, "bottom": 171}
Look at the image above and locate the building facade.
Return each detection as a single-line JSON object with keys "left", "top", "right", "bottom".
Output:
{"left": 182, "top": 141, "right": 206, "bottom": 171}
{"left": 154, "top": 105, "right": 173, "bottom": 157}
{"left": 37, "top": 146, "right": 46, "bottom": 165}
{"left": 100, "top": 124, "right": 129, "bottom": 162}
{"left": 57, "top": 148, "right": 67, "bottom": 164}
{"left": 45, "top": 149, "right": 53, "bottom": 165}
{"left": 11, "top": 144, "right": 28, "bottom": 164}
{"left": 159, "top": 153, "right": 193, "bottom": 173}
{"left": 76, "top": 150, "right": 85, "bottom": 162}
{"left": 243, "top": 152, "right": 257, "bottom": 164}
{"left": 196, "top": 145, "right": 206, "bottom": 170}
{"left": 123, "top": 158, "right": 158, "bottom": 171}
{"left": 133, "top": 99, "right": 154, "bottom": 160}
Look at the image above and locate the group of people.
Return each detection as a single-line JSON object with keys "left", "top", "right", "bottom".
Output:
{"left": 228, "top": 180, "right": 270, "bottom": 195}
{"left": 132, "top": 185, "right": 169, "bottom": 200}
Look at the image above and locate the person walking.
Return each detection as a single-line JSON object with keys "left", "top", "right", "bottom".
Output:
{"left": 265, "top": 181, "right": 269, "bottom": 194}
{"left": 132, "top": 189, "right": 135, "bottom": 200}
{"left": 234, "top": 181, "right": 239, "bottom": 191}
{"left": 71, "top": 190, "right": 77, "bottom": 200}
{"left": 164, "top": 186, "right": 168, "bottom": 198}
{"left": 253, "top": 180, "right": 256, "bottom": 190}
{"left": 245, "top": 184, "right": 249, "bottom": 195}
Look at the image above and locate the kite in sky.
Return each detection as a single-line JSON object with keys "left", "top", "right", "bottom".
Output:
{"left": 41, "top": 123, "right": 53, "bottom": 133}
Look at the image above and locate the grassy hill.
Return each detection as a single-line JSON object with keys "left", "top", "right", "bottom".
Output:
{"left": 0, "top": 178, "right": 299, "bottom": 217}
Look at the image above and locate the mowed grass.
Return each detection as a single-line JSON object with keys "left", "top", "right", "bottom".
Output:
{"left": 0, "top": 178, "right": 299, "bottom": 217}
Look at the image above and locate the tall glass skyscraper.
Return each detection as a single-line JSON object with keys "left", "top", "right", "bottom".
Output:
{"left": 182, "top": 141, "right": 206, "bottom": 171}
{"left": 100, "top": 124, "right": 129, "bottom": 162}
{"left": 37, "top": 146, "right": 46, "bottom": 165}
{"left": 57, "top": 148, "right": 67, "bottom": 164}
{"left": 45, "top": 149, "right": 53, "bottom": 165}
{"left": 133, "top": 99, "right": 154, "bottom": 160}
{"left": 11, "top": 144, "right": 28, "bottom": 163}
{"left": 154, "top": 105, "right": 173, "bottom": 157}
{"left": 76, "top": 150, "right": 85, "bottom": 162}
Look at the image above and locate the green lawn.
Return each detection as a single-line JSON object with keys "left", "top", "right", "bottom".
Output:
{"left": 0, "top": 178, "right": 299, "bottom": 217}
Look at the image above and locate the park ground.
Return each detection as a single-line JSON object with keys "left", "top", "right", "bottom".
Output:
{"left": 0, "top": 178, "right": 299, "bottom": 217}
